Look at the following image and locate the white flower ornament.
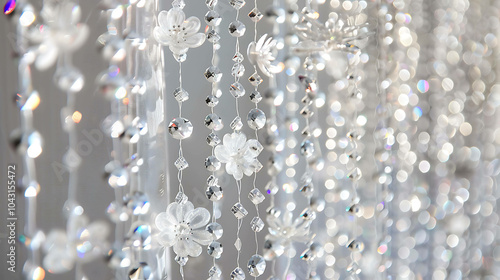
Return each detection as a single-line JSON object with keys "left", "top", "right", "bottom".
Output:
{"left": 155, "top": 201, "right": 212, "bottom": 258}
{"left": 214, "top": 132, "right": 264, "bottom": 180}
{"left": 154, "top": 8, "right": 205, "bottom": 56}
{"left": 248, "top": 34, "right": 280, "bottom": 77}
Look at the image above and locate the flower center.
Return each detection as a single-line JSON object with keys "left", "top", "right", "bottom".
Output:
{"left": 177, "top": 223, "right": 191, "bottom": 236}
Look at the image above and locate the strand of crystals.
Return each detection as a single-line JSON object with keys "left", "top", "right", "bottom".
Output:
{"left": 246, "top": 0, "right": 269, "bottom": 278}
{"left": 6, "top": 1, "right": 45, "bottom": 278}
{"left": 228, "top": 0, "right": 247, "bottom": 279}
{"left": 203, "top": 0, "right": 224, "bottom": 279}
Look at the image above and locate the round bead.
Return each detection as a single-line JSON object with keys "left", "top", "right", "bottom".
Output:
{"left": 204, "top": 66, "right": 222, "bottom": 83}
{"left": 206, "top": 222, "right": 223, "bottom": 240}
{"left": 247, "top": 108, "right": 266, "bottom": 130}
{"left": 204, "top": 113, "right": 224, "bottom": 131}
{"left": 205, "top": 10, "right": 222, "bottom": 26}
{"left": 207, "top": 241, "right": 223, "bottom": 259}
{"left": 205, "top": 95, "right": 219, "bottom": 107}
{"left": 168, "top": 118, "right": 193, "bottom": 140}
{"left": 228, "top": 21, "right": 246, "bottom": 37}
{"left": 230, "top": 82, "right": 245, "bottom": 98}
{"left": 205, "top": 155, "right": 221, "bottom": 171}
{"left": 247, "top": 254, "right": 266, "bottom": 277}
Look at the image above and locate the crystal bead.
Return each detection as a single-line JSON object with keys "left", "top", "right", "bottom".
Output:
{"left": 248, "top": 188, "right": 265, "bottom": 204}
{"left": 54, "top": 67, "right": 84, "bottom": 93}
{"left": 175, "top": 192, "right": 188, "bottom": 204}
{"left": 106, "top": 201, "right": 130, "bottom": 222}
{"left": 265, "top": 181, "right": 279, "bottom": 195}
{"left": 206, "top": 95, "right": 219, "bottom": 107}
{"left": 248, "top": 73, "right": 263, "bottom": 86}
{"left": 347, "top": 240, "right": 365, "bottom": 252}
{"left": 298, "top": 75, "right": 318, "bottom": 92}
{"left": 263, "top": 238, "right": 285, "bottom": 260}
{"left": 206, "top": 222, "right": 223, "bottom": 240}
{"left": 205, "top": 10, "right": 222, "bottom": 26}
{"left": 174, "top": 156, "right": 189, "bottom": 171}
{"left": 267, "top": 155, "right": 283, "bottom": 176}
{"left": 205, "top": 155, "right": 221, "bottom": 171}
{"left": 230, "top": 267, "right": 245, "bottom": 280}
{"left": 168, "top": 118, "right": 193, "bottom": 139}
{"left": 300, "top": 182, "right": 314, "bottom": 197}
{"left": 300, "top": 106, "right": 314, "bottom": 117}
{"left": 230, "top": 116, "right": 244, "bottom": 130}
{"left": 266, "top": 206, "right": 281, "bottom": 218}
{"left": 106, "top": 246, "right": 131, "bottom": 268}
{"left": 234, "top": 238, "right": 242, "bottom": 251}
{"left": 250, "top": 217, "right": 264, "bottom": 232}
{"left": 174, "top": 53, "right": 187, "bottom": 62}
{"left": 172, "top": 0, "right": 185, "bottom": 8}
{"left": 173, "top": 87, "right": 189, "bottom": 102}
{"left": 124, "top": 191, "right": 150, "bottom": 215}
{"left": 230, "top": 82, "right": 245, "bottom": 98}
{"left": 347, "top": 261, "right": 362, "bottom": 275}
{"left": 207, "top": 132, "right": 221, "bottom": 146}
{"left": 249, "top": 91, "right": 262, "bottom": 103}
{"left": 207, "top": 241, "right": 223, "bottom": 259}
{"left": 207, "top": 175, "right": 219, "bottom": 186}
{"left": 205, "top": 66, "right": 222, "bottom": 83}
{"left": 206, "top": 0, "right": 218, "bottom": 8}
{"left": 229, "top": 0, "right": 245, "bottom": 9}
{"left": 247, "top": 255, "right": 266, "bottom": 277}
{"left": 209, "top": 265, "right": 222, "bottom": 278}
{"left": 233, "top": 52, "right": 244, "bottom": 63}
{"left": 231, "top": 203, "right": 248, "bottom": 219}
{"left": 108, "top": 167, "right": 129, "bottom": 188}
{"left": 207, "top": 30, "right": 221, "bottom": 43}
{"left": 232, "top": 63, "right": 245, "bottom": 77}
{"left": 229, "top": 21, "right": 246, "bottom": 37}
{"left": 206, "top": 185, "right": 223, "bottom": 201}
{"left": 205, "top": 113, "right": 224, "bottom": 131}
{"left": 128, "top": 222, "right": 152, "bottom": 250}
{"left": 122, "top": 126, "right": 140, "bottom": 144}
{"left": 248, "top": 8, "right": 263, "bottom": 22}
{"left": 347, "top": 204, "right": 362, "bottom": 217}
{"left": 128, "top": 262, "right": 153, "bottom": 280}
{"left": 175, "top": 255, "right": 188, "bottom": 266}
{"left": 310, "top": 197, "right": 325, "bottom": 212}
{"left": 300, "top": 207, "right": 316, "bottom": 221}
{"left": 247, "top": 108, "right": 266, "bottom": 130}
{"left": 300, "top": 140, "right": 315, "bottom": 158}
{"left": 347, "top": 167, "right": 362, "bottom": 181}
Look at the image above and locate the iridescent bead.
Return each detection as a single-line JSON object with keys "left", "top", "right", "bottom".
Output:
{"left": 229, "top": 20, "right": 246, "bottom": 37}
{"left": 247, "top": 108, "right": 266, "bottom": 130}
{"left": 247, "top": 255, "right": 266, "bottom": 277}
{"left": 168, "top": 118, "right": 193, "bottom": 139}
{"left": 265, "top": 181, "right": 279, "bottom": 195}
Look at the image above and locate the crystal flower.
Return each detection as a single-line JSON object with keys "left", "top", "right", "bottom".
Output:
{"left": 214, "top": 132, "right": 263, "bottom": 180}
{"left": 29, "top": 1, "right": 89, "bottom": 70}
{"left": 265, "top": 211, "right": 310, "bottom": 257}
{"left": 155, "top": 201, "right": 212, "bottom": 258}
{"left": 154, "top": 7, "right": 205, "bottom": 56}
{"left": 247, "top": 34, "right": 280, "bottom": 77}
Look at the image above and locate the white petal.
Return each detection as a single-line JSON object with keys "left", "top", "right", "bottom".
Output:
{"left": 226, "top": 161, "right": 239, "bottom": 176}
{"left": 169, "top": 45, "right": 188, "bottom": 56}
{"left": 154, "top": 27, "right": 171, "bottom": 45}
{"left": 183, "top": 16, "right": 201, "bottom": 35}
{"left": 177, "top": 201, "right": 194, "bottom": 223}
{"left": 233, "top": 132, "right": 247, "bottom": 150}
{"left": 157, "top": 231, "right": 177, "bottom": 247}
{"left": 247, "top": 42, "right": 257, "bottom": 65}
{"left": 283, "top": 212, "right": 293, "bottom": 226}
{"left": 185, "top": 238, "right": 202, "bottom": 257}
{"left": 155, "top": 212, "right": 176, "bottom": 231}
{"left": 184, "top": 33, "right": 205, "bottom": 49}
{"left": 256, "top": 34, "right": 267, "bottom": 51}
{"left": 167, "top": 8, "right": 185, "bottom": 28}
{"left": 157, "top": 10, "right": 170, "bottom": 29}
{"left": 214, "top": 145, "right": 231, "bottom": 163}
{"left": 184, "top": 207, "right": 210, "bottom": 229}
{"left": 191, "top": 230, "right": 212, "bottom": 246}
{"left": 173, "top": 240, "right": 189, "bottom": 257}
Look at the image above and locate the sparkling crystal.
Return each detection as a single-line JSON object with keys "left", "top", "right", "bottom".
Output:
{"left": 347, "top": 240, "right": 365, "bottom": 252}
{"left": 205, "top": 155, "right": 221, "bottom": 171}
{"left": 231, "top": 267, "right": 245, "bottom": 280}
{"left": 247, "top": 255, "right": 266, "bottom": 277}
{"left": 206, "top": 95, "right": 219, "bottom": 107}
{"left": 173, "top": 87, "right": 189, "bottom": 102}
{"left": 206, "top": 185, "right": 223, "bottom": 201}
{"left": 207, "top": 175, "right": 219, "bottom": 186}
{"left": 122, "top": 125, "right": 140, "bottom": 144}
{"left": 233, "top": 52, "right": 244, "bottom": 63}
{"left": 298, "top": 75, "right": 317, "bottom": 92}
{"left": 249, "top": 91, "right": 262, "bottom": 103}
{"left": 4, "top": 0, "right": 15, "bottom": 15}
{"left": 209, "top": 265, "right": 222, "bottom": 278}
{"left": 168, "top": 118, "right": 193, "bottom": 140}
{"left": 128, "top": 222, "right": 151, "bottom": 250}
{"left": 250, "top": 217, "right": 264, "bottom": 232}
{"left": 248, "top": 73, "right": 263, "bottom": 86}
{"left": 231, "top": 203, "right": 248, "bottom": 219}
{"left": 174, "top": 53, "right": 187, "bottom": 62}
{"left": 172, "top": 0, "right": 185, "bottom": 8}
{"left": 229, "top": 21, "right": 246, "bottom": 37}
{"left": 205, "top": 113, "right": 224, "bottom": 131}
{"left": 310, "top": 197, "right": 325, "bottom": 212}
{"left": 229, "top": 0, "right": 245, "bottom": 9}
{"left": 207, "top": 132, "right": 221, "bottom": 146}
{"left": 205, "top": 66, "right": 222, "bottom": 83}
{"left": 108, "top": 167, "right": 129, "bottom": 188}
{"left": 175, "top": 255, "right": 188, "bottom": 266}
{"left": 263, "top": 238, "right": 284, "bottom": 260}
{"left": 347, "top": 167, "right": 362, "bottom": 181}
{"left": 347, "top": 204, "right": 362, "bottom": 217}
{"left": 300, "top": 207, "right": 316, "bottom": 221}
{"left": 106, "top": 246, "right": 131, "bottom": 268}
{"left": 234, "top": 238, "right": 242, "bottom": 251}
{"left": 347, "top": 261, "right": 362, "bottom": 275}
{"left": 248, "top": 188, "right": 265, "bottom": 204}
{"left": 206, "top": 0, "right": 218, "bottom": 8}
{"left": 300, "top": 140, "right": 315, "bottom": 158}
{"left": 54, "top": 67, "right": 84, "bottom": 93}
{"left": 229, "top": 82, "right": 245, "bottom": 98}
{"left": 128, "top": 262, "right": 153, "bottom": 280}
{"left": 248, "top": 8, "right": 263, "bottom": 22}
{"left": 206, "top": 222, "right": 223, "bottom": 240}
{"left": 205, "top": 10, "right": 222, "bottom": 26}
{"left": 265, "top": 181, "right": 279, "bottom": 195}
{"left": 207, "top": 241, "right": 223, "bottom": 258}
{"left": 247, "top": 108, "right": 266, "bottom": 130}
{"left": 207, "top": 30, "right": 221, "bottom": 43}
{"left": 106, "top": 201, "right": 129, "bottom": 222}
{"left": 174, "top": 156, "right": 189, "bottom": 171}
{"left": 175, "top": 192, "right": 188, "bottom": 204}
{"left": 300, "top": 182, "right": 314, "bottom": 197}
{"left": 232, "top": 63, "right": 245, "bottom": 77}
{"left": 124, "top": 191, "right": 150, "bottom": 215}
{"left": 230, "top": 116, "right": 244, "bottom": 130}
{"left": 300, "top": 106, "right": 314, "bottom": 117}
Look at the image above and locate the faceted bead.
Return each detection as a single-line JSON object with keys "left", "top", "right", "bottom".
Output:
{"left": 230, "top": 116, "right": 244, "bottom": 131}
{"left": 174, "top": 53, "right": 187, "bottom": 62}
{"left": 248, "top": 73, "right": 263, "bottom": 87}
{"left": 347, "top": 261, "right": 361, "bottom": 275}
{"left": 300, "top": 106, "right": 314, "bottom": 117}
{"left": 205, "top": 66, "right": 222, "bottom": 83}
{"left": 300, "top": 207, "right": 316, "bottom": 221}
{"left": 128, "top": 262, "right": 153, "bottom": 280}
{"left": 230, "top": 267, "right": 245, "bottom": 280}
{"left": 300, "top": 182, "right": 314, "bottom": 197}
{"left": 298, "top": 75, "right": 318, "bottom": 92}
{"left": 263, "top": 239, "right": 284, "bottom": 260}
{"left": 231, "top": 63, "right": 245, "bottom": 78}
{"left": 249, "top": 91, "right": 262, "bottom": 103}
{"left": 229, "top": 20, "right": 246, "bottom": 37}
{"left": 205, "top": 113, "right": 224, "bottom": 131}
{"left": 229, "top": 0, "right": 245, "bottom": 9}
{"left": 300, "top": 140, "right": 315, "bottom": 158}
{"left": 172, "top": 0, "right": 185, "bottom": 8}
{"left": 347, "top": 240, "right": 365, "bottom": 252}
{"left": 233, "top": 52, "right": 244, "bottom": 63}
{"left": 213, "top": 88, "right": 222, "bottom": 98}
{"left": 248, "top": 188, "right": 265, "bottom": 204}
{"left": 205, "top": 10, "right": 222, "bottom": 26}
{"left": 122, "top": 126, "right": 140, "bottom": 144}
{"left": 231, "top": 203, "right": 248, "bottom": 219}
{"left": 128, "top": 222, "right": 152, "bottom": 250}
{"left": 124, "top": 191, "right": 150, "bottom": 215}
{"left": 174, "top": 156, "right": 189, "bottom": 171}
{"left": 206, "top": 222, "right": 223, "bottom": 240}
{"left": 206, "top": 185, "right": 223, "bottom": 201}
{"left": 175, "top": 255, "right": 188, "bottom": 266}
{"left": 207, "top": 175, "right": 219, "bottom": 186}
{"left": 247, "top": 255, "right": 266, "bottom": 277}
{"left": 234, "top": 238, "right": 242, "bottom": 251}
{"left": 247, "top": 108, "right": 266, "bottom": 130}
{"left": 250, "top": 217, "right": 264, "bottom": 232}
{"left": 310, "top": 197, "right": 325, "bottom": 212}
{"left": 168, "top": 118, "right": 193, "bottom": 139}
{"left": 266, "top": 206, "right": 281, "bottom": 218}
{"left": 205, "top": 155, "right": 221, "bottom": 171}
{"left": 175, "top": 192, "right": 188, "bottom": 204}
{"left": 206, "top": 0, "right": 218, "bottom": 8}
{"left": 207, "top": 132, "right": 221, "bottom": 146}
{"left": 207, "top": 241, "right": 223, "bottom": 259}
{"left": 209, "top": 265, "right": 222, "bottom": 278}
{"left": 347, "top": 204, "right": 362, "bottom": 217}
{"left": 173, "top": 87, "right": 189, "bottom": 102}
{"left": 229, "top": 82, "right": 245, "bottom": 98}
{"left": 248, "top": 8, "right": 263, "bottom": 22}
{"left": 347, "top": 167, "right": 362, "bottom": 181}
{"left": 206, "top": 95, "right": 219, "bottom": 107}
{"left": 108, "top": 167, "right": 129, "bottom": 188}
{"left": 267, "top": 155, "right": 283, "bottom": 176}
{"left": 265, "top": 181, "right": 279, "bottom": 195}
{"left": 207, "top": 30, "right": 221, "bottom": 43}
{"left": 106, "top": 201, "right": 130, "bottom": 222}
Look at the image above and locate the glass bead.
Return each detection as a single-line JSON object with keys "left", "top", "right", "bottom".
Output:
{"left": 206, "top": 95, "right": 219, "bottom": 107}
{"left": 106, "top": 201, "right": 130, "bottom": 222}
{"left": 207, "top": 241, "right": 223, "bottom": 259}
{"left": 204, "top": 66, "right": 222, "bottom": 83}
{"left": 229, "top": 0, "right": 245, "bottom": 9}
{"left": 168, "top": 118, "right": 193, "bottom": 140}
{"left": 206, "top": 185, "right": 223, "bottom": 201}
{"left": 230, "top": 82, "right": 245, "bottom": 98}
{"left": 207, "top": 175, "right": 219, "bottom": 186}
{"left": 247, "top": 255, "right": 266, "bottom": 277}
{"left": 174, "top": 156, "right": 189, "bottom": 171}
{"left": 248, "top": 8, "right": 263, "bottom": 22}
{"left": 205, "top": 10, "right": 222, "bottom": 26}
{"left": 175, "top": 192, "right": 188, "bottom": 204}
{"left": 101, "top": 115, "right": 124, "bottom": 138}
{"left": 267, "top": 155, "right": 283, "bottom": 176}
{"left": 298, "top": 75, "right": 317, "bottom": 92}
{"left": 265, "top": 181, "right": 279, "bottom": 195}
{"left": 234, "top": 238, "right": 242, "bottom": 251}
{"left": 230, "top": 267, "right": 245, "bottom": 280}
{"left": 124, "top": 191, "right": 150, "bottom": 215}
{"left": 250, "top": 217, "right": 264, "bottom": 232}
{"left": 54, "top": 67, "right": 84, "bottom": 93}
{"left": 229, "top": 20, "right": 246, "bottom": 37}
{"left": 128, "top": 222, "right": 151, "bottom": 250}
{"left": 206, "top": 0, "right": 218, "bottom": 8}
{"left": 300, "top": 106, "right": 314, "bottom": 117}
{"left": 209, "top": 265, "right": 222, "bottom": 278}
{"left": 205, "top": 155, "right": 221, "bottom": 171}
{"left": 207, "top": 30, "right": 221, "bottom": 43}
{"left": 233, "top": 52, "right": 244, "bottom": 63}
{"left": 173, "top": 87, "right": 189, "bottom": 102}
{"left": 248, "top": 73, "right": 263, "bottom": 87}
{"left": 300, "top": 140, "right": 315, "bottom": 158}
{"left": 106, "top": 246, "right": 131, "bottom": 268}
{"left": 231, "top": 203, "right": 248, "bottom": 219}
{"left": 232, "top": 63, "right": 245, "bottom": 78}
{"left": 207, "top": 132, "right": 221, "bottom": 146}
{"left": 347, "top": 240, "right": 365, "bottom": 252}
{"left": 347, "top": 167, "right": 362, "bottom": 181}
{"left": 206, "top": 222, "right": 223, "bottom": 240}
{"left": 230, "top": 116, "right": 244, "bottom": 131}
{"left": 247, "top": 108, "right": 266, "bottom": 130}
{"left": 108, "top": 167, "right": 128, "bottom": 188}
{"left": 172, "top": 0, "right": 185, "bottom": 8}
{"left": 310, "top": 197, "right": 325, "bottom": 212}
{"left": 175, "top": 255, "right": 188, "bottom": 266}
{"left": 263, "top": 239, "right": 284, "bottom": 260}
{"left": 122, "top": 126, "right": 140, "bottom": 144}
{"left": 300, "top": 182, "right": 314, "bottom": 197}
{"left": 205, "top": 113, "right": 224, "bottom": 131}
{"left": 249, "top": 91, "right": 262, "bottom": 103}
{"left": 300, "top": 207, "right": 316, "bottom": 221}
{"left": 128, "top": 262, "right": 153, "bottom": 280}
{"left": 347, "top": 261, "right": 361, "bottom": 275}
{"left": 347, "top": 204, "right": 362, "bottom": 217}
{"left": 248, "top": 188, "right": 265, "bottom": 204}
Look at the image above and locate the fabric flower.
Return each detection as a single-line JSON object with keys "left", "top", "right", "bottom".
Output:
{"left": 155, "top": 201, "right": 212, "bottom": 258}
{"left": 214, "top": 132, "right": 263, "bottom": 181}
{"left": 247, "top": 34, "right": 280, "bottom": 77}
{"left": 154, "top": 8, "right": 205, "bottom": 56}
{"left": 264, "top": 211, "right": 311, "bottom": 259}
